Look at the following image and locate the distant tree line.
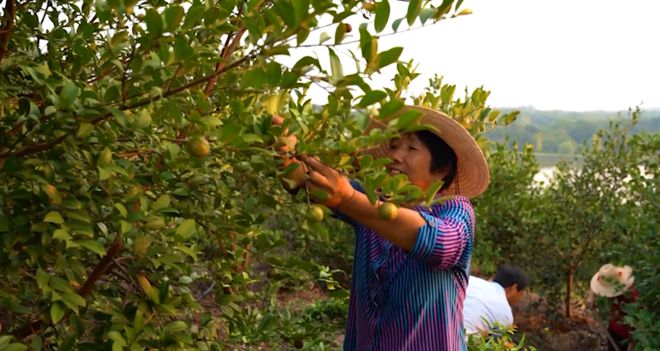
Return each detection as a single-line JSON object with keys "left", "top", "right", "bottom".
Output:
{"left": 485, "top": 107, "right": 660, "bottom": 154}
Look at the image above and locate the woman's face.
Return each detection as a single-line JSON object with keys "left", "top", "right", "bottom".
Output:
{"left": 387, "top": 132, "right": 446, "bottom": 191}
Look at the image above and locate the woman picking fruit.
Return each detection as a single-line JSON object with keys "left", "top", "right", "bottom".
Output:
{"left": 275, "top": 105, "right": 490, "bottom": 350}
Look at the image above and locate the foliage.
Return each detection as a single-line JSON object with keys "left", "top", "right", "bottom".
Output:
{"left": 466, "top": 324, "right": 537, "bottom": 351}
{"left": 471, "top": 142, "right": 540, "bottom": 275}
{"left": 486, "top": 107, "right": 660, "bottom": 155}
{"left": 0, "top": 0, "right": 524, "bottom": 349}
{"left": 475, "top": 108, "right": 658, "bottom": 346}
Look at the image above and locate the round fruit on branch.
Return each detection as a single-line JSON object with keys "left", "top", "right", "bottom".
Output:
{"left": 97, "top": 148, "right": 113, "bottom": 166}
{"left": 307, "top": 204, "right": 325, "bottom": 222}
{"left": 187, "top": 136, "right": 210, "bottom": 158}
{"left": 378, "top": 202, "right": 398, "bottom": 221}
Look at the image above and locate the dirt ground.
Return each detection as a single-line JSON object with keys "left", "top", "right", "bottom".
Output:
{"left": 513, "top": 292, "right": 610, "bottom": 351}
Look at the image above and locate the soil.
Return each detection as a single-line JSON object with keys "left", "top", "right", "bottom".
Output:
{"left": 513, "top": 292, "right": 610, "bottom": 351}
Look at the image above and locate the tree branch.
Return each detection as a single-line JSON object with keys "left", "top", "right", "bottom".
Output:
{"left": 78, "top": 236, "right": 123, "bottom": 298}
{"left": 0, "top": 0, "right": 16, "bottom": 64}
{"left": 0, "top": 134, "right": 67, "bottom": 159}
{"left": 204, "top": 27, "right": 247, "bottom": 97}
{"left": 13, "top": 236, "right": 123, "bottom": 339}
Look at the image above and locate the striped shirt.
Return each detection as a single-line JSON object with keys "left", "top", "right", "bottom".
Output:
{"left": 338, "top": 183, "right": 474, "bottom": 351}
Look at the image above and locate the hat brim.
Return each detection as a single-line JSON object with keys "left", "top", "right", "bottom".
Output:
{"left": 590, "top": 270, "right": 635, "bottom": 298}
{"left": 364, "top": 106, "right": 490, "bottom": 199}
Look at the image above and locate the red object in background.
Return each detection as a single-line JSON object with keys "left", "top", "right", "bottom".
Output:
{"left": 608, "top": 285, "right": 639, "bottom": 339}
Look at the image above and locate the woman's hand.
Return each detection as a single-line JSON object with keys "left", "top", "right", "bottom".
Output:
{"left": 271, "top": 115, "right": 297, "bottom": 153}
{"left": 271, "top": 115, "right": 305, "bottom": 191}
{"left": 302, "top": 155, "right": 355, "bottom": 208}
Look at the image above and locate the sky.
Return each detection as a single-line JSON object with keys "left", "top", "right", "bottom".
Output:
{"left": 294, "top": 0, "right": 660, "bottom": 112}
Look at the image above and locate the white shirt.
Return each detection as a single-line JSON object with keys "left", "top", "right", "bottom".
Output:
{"left": 463, "top": 276, "right": 514, "bottom": 334}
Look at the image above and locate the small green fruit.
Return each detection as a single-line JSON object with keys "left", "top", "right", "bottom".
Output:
{"left": 362, "top": 1, "right": 376, "bottom": 12}
{"left": 97, "top": 148, "right": 113, "bottom": 166}
{"left": 378, "top": 202, "right": 398, "bottom": 221}
{"left": 133, "top": 109, "right": 152, "bottom": 129}
{"left": 308, "top": 205, "right": 324, "bottom": 222}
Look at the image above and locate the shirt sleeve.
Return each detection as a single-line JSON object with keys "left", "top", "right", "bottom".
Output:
{"left": 408, "top": 202, "right": 473, "bottom": 269}
{"left": 329, "top": 180, "right": 362, "bottom": 226}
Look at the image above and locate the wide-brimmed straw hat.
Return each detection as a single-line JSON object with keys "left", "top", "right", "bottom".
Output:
{"left": 366, "top": 105, "right": 490, "bottom": 199}
{"left": 590, "top": 264, "right": 634, "bottom": 298}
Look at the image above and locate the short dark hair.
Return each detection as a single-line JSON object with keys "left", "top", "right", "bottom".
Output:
{"left": 493, "top": 264, "right": 529, "bottom": 290}
{"left": 414, "top": 130, "right": 457, "bottom": 191}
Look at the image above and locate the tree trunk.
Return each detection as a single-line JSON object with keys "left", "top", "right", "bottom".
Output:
{"left": 565, "top": 269, "right": 574, "bottom": 318}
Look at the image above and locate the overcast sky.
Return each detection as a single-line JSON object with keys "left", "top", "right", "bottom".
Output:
{"left": 297, "top": 0, "right": 660, "bottom": 112}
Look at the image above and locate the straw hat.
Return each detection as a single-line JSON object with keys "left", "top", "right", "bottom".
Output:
{"left": 366, "top": 105, "right": 490, "bottom": 199}
{"left": 590, "top": 264, "right": 634, "bottom": 298}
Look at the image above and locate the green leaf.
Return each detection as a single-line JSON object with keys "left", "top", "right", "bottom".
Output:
{"left": 292, "top": 0, "right": 309, "bottom": 25}
{"left": 79, "top": 240, "right": 106, "bottom": 256}
{"left": 44, "top": 105, "right": 57, "bottom": 116}
{"left": 328, "top": 48, "right": 343, "bottom": 84}
{"left": 359, "top": 25, "right": 373, "bottom": 63}
{"left": 183, "top": 4, "right": 205, "bottom": 29}
{"left": 53, "top": 229, "right": 72, "bottom": 241}
{"left": 359, "top": 155, "right": 374, "bottom": 169}
{"left": 392, "top": 17, "right": 404, "bottom": 32}
{"left": 50, "top": 276, "right": 73, "bottom": 293}
{"left": 319, "top": 32, "right": 331, "bottom": 44}
{"left": 2, "top": 344, "right": 28, "bottom": 351}
{"left": 503, "top": 111, "right": 519, "bottom": 125}
{"left": 174, "top": 35, "right": 193, "bottom": 61}
{"left": 120, "top": 220, "right": 133, "bottom": 235}
{"left": 219, "top": 123, "right": 242, "bottom": 143}
{"left": 36, "top": 269, "right": 50, "bottom": 291}
{"left": 396, "top": 110, "right": 423, "bottom": 130}
{"left": 488, "top": 110, "right": 501, "bottom": 122}
{"left": 406, "top": 0, "right": 422, "bottom": 26}
{"left": 114, "top": 204, "right": 128, "bottom": 217}
{"left": 377, "top": 47, "right": 403, "bottom": 69}
{"left": 30, "top": 336, "right": 42, "bottom": 351}
{"left": 380, "top": 99, "right": 405, "bottom": 118}
{"left": 59, "top": 82, "right": 80, "bottom": 108}
{"left": 98, "top": 167, "right": 113, "bottom": 180}
{"left": 165, "top": 320, "right": 188, "bottom": 334}
{"left": 44, "top": 211, "right": 64, "bottom": 224}
{"left": 68, "top": 222, "right": 94, "bottom": 237}
{"left": 0, "top": 335, "right": 12, "bottom": 346}
{"left": 145, "top": 8, "right": 163, "bottom": 37}
{"left": 264, "top": 61, "right": 282, "bottom": 86}
{"left": 358, "top": 90, "right": 387, "bottom": 108}
{"left": 263, "top": 45, "right": 290, "bottom": 57}
{"left": 61, "top": 292, "right": 86, "bottom": 309}
{"left": 50, "top": 302, "right": 66, "bottom": 324}
{"left": 153, "top": 194, "right": 171, "bottom": 211}
{"left": 164, "top": 5, "right": 184, "bottom": 32}
{"left": 334, "top": 22, "right": 346, "bottom": 45}
{"left": 374, "top": 0, "right": 390, "bottom": 33}
{"left": 76, "top": 122, "right": 94, "bottom": 139}
{"left": 292, "top": 56, "right": 321, "bottom": 72}
{"left": 63, "top": 210, "right": 91, "bottom": 223}
{"left": 107, "top": 331, "right": 126, "bottom": 351}
{"left": 242, "top": 68, "right": 267, "bottom": 89}
{"left": 419, "top": 8, "right": 435, "bottom": 24}
{"left": 176, "top": 219, "right": 197, "bottom": 239}
{"left": 274, "top": 1, "right": 296, "bottom": 28}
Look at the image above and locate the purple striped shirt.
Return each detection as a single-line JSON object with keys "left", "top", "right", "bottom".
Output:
{"left": 338, "top": 184, "right": 474, "bottom": 351}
